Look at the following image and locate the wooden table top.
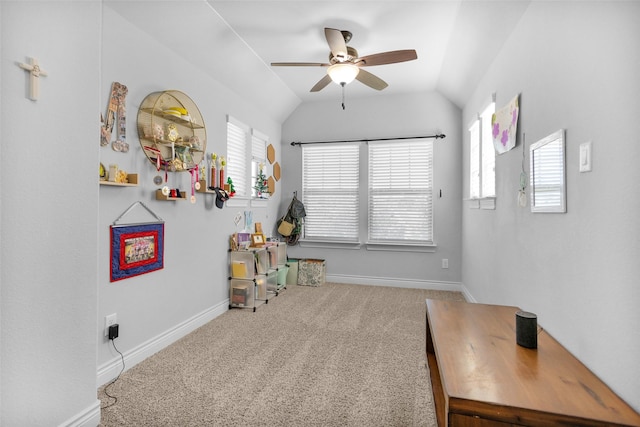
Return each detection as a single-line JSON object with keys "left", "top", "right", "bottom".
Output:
{"left": 426, "top": 299, "right": 640, "bottom": 426}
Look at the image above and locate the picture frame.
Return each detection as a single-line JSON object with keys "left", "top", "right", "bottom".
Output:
{"left": 237, "top": 232, "right": 251, "bottom": 249}
{"left": 110, "top": 222, "right": 164, "bottom": 282}
{"left": 251, "top": 233, "right": 265, "bottom": 247}
{"left": 175, "top": 145, "right": 194, "bottom": 169}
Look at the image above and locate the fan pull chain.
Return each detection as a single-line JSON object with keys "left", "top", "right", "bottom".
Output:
{"left": 341, "top": 82, "right": 346, "bottom": 110}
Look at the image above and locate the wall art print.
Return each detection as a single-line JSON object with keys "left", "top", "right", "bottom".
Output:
{"left": 492, "top": 94, "right": 520, "bottom": 154}
{"left": 110, "top": 223, "right": 164, "bottom": 282}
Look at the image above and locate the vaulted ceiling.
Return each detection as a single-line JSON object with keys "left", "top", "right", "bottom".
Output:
{"left": 208, "top": 1, "right": 531, "bottom": 108}
{"left": 106, "top": 1, "right": 531, "bottom": 121}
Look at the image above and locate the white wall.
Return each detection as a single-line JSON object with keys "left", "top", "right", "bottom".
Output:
{"left": 3, "top": 1, "right": 637, "bottom": 424}
{"left": 0, "top": 1, "right": 101, "bottom": 425}
{"left": 462, "top": 2, "right": 640, "bottom": 411}
{"left": 0, "top": 1, "right": 3, "bottom": 417}
{"left": 1, "top": 1, "right": 290, "bottom": 424}
{"left": 97, "top": 4, "right": 285, "bottom": 382}
{"left": 281, "top": 91, "right": 463, "bottom": 288}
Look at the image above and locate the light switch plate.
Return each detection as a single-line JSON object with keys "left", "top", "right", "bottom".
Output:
{"left": 579, "top": 141, "right": 592, "bottom": 172}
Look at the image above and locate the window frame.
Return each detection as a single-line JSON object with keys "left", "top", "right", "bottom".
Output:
{"left": 301, "top": 143, "right": 360, "bottom": 244}
{"left": 225, "top": 115, "right": 270, "bottom": 208}
{"left": 468, "top": 99, "right": 496, "bottom": 210}
{"left": 251, "top": 129, "right": 269, "bottom": 200}
{"left": 299, "top": 138, "right": 436, "bottom": 252}
{"left": 367, "top": 138, "right": 434, "bottom": 246}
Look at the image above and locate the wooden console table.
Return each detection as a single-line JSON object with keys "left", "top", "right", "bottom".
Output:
{"left": 425, "top": 299, "right": 640, "bottom": 426}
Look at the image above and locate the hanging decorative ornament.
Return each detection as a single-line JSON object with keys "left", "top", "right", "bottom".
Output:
{"left": 164, "top": 160, "right": 169, "bottom": 182}
{"left": 194, "top": 165, "right": 201, "bottom": 190}
{"left": 518, "top": 177, "right": 527, "bottom": 206}
{"left": 190, "top": 168, "right": 197, "bottom": 204}
{"left": 101, "top": 82, "right": 128, "bottom": 148}
{"left": 143, "top": 145, "right": 163, "bottom": 183}
{"left": 169, "top": 140, "right": 176, "bottom": 172}
{"left": 518, "top": 133, "right": 527, "bottom": 208}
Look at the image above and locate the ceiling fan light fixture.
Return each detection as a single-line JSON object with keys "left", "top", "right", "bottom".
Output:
{"left": 327, "top": 63, "right": 359, "bottom": 85}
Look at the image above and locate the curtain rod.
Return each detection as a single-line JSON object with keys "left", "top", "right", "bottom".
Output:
{"left": 290, "top": 133, "right": 446, "bottom": 146}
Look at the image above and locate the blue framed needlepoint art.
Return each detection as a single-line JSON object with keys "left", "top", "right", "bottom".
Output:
{"left": 110, "top": 223, "right": 164, "bottom": 282}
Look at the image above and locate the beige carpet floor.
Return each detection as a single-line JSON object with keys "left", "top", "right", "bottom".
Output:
{"left": 99, "top": 282, "right": 465, "bottom": 426}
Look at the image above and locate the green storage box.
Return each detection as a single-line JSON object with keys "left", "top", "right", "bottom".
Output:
{"left": 286, "top": 259, "right": 299, "bottom": 286}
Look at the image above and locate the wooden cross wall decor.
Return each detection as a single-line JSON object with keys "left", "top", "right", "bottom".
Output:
{"left": 17, "top": 57, "right": 48, "bottom": 101}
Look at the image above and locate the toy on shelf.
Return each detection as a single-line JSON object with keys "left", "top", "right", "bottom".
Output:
{"left": 226, "top": 177, "right": 236, "bottom": 197}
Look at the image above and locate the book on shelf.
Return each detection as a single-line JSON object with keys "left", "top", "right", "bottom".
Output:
{"left": 232, "top": 261, "right": 248, "bottom": 278}
{"left": 255, "top": 253, "right": 267, "bottom": 274}
{"left": 232, "top": 285, "right": 248, "bottom": 306}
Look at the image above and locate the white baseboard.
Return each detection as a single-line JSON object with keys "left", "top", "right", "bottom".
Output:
{"left": 57, "top": 400, "right": 101, "bottom": 427}
{"left": 97, "top": 299, "right": 229, "bottom": 386}
{"left": 327, "top": 274, "right": 464, "bottom": 292}
{"left": 460, "top": 284, "right": 477, "bottom": 303}
{"left": 328, "top": 274, "right": 477, "bottom": 303}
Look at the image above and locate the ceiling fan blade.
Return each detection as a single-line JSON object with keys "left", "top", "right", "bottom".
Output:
{"left": 355, "top": 69, "right": 388, "bottom": 91}
{"left": 310, "top": 74, "right": 333, "bottom": 92}
{"left": 356, "top": 49, "right": 418, "bottom": 67}
{"left": 324, "top": 28, "right": 348, "bottom": 61}
{"left": 271, "top": 62, "right": 330, "bottom": 67}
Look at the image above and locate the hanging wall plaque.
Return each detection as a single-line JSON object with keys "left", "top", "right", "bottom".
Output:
{"left": 110, "top": 202, "right": 165, "bottom": 282}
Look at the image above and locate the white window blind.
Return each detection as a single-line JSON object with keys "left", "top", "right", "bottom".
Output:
{"left": 226, "top": 117, "right": 248, "bottom": 197}
{"left": 531, "top": 138, "right": 564, "bottom": 208}
{"left": 302, "top": 144, "right": 359, "bottom": 241}
{"left": 251, "top": 131, "right": 267, "bottom": 160}
{"left": 368, "top": 139, "right": 433, "bottom": 243}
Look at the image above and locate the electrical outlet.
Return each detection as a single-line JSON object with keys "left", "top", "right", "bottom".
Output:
{"left": 108, "top": 324, "right": 119, "bottom": 340}
{"left": 442, "top": 259, "right": 449, "bottom": 269}
{"left": 105, "top": 313, "right": 117, "bottom": 337}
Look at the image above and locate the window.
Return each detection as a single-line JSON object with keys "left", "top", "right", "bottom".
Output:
{"left": 469, "top": 120, "right": 481, "bottom": 199}
{"left": 480, "top": 103, "right": 496, "bottom": 198}
{"left": 251, "top": 130, "right": 268, "bottom": 198}
{"left": 226, "top": 116, "right": 249, "bottom": 197}
{"left": 301, "top": 138, "right": 435, "bottom": 248}
{"left": 302, "top": 144, "right": 359, "bottom": 241}
{"left": 369, "top": 139, "right": 433, "bottom": 244}
{"left": 469, "top": 101, "right": 496, "bottom": 206}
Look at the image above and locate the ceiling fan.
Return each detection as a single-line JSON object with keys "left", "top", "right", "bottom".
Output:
{"left": 271, "top": 27, "right": 418, "bottom": 94}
